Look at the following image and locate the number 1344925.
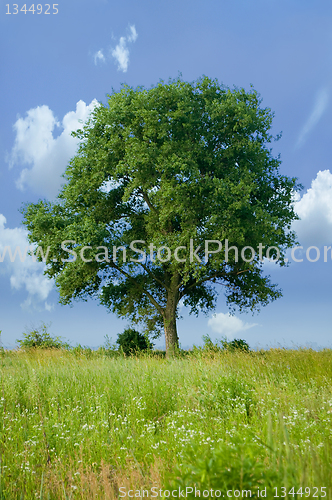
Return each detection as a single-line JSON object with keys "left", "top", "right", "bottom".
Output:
{"left": 6, "top": 4, "right": 58, "bottom": 14}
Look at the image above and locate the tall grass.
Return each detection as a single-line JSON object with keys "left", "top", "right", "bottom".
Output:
{"left": 0, "top": 348, "right": 331, "bottom": 498}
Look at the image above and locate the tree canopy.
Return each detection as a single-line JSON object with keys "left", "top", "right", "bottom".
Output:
{"left": 22, "top": 77, "right": 300, "bottom": 356}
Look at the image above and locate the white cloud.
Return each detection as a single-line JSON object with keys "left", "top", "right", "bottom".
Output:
{"left": 45, "top": 302, "right": 55, "bottom": 312}
{"left": 208, "top": 312, "right": 258, "bottom": 338}
{"left": 94, "top": 49, "right": 105, "bottom": 65}
{"left": 112, "top": 37, "right": 130, "bottom": 72}
{"left": 127, "top": 25, "right": 138, "bottom": 43}
{"left": 296, "top": 87, "right": 329, "bottom": 148}
{"left": 177, "top": 298, "right": 185, "bottom": 311}
{"left": 8, "top": 99, "right": 99, "bottom": 198}
{"left": 91, "top": 25, "right": 138, "bottom": 72}
{"left": 0, "top": 214, "right": 54, "bottom": 310}
{"left": 111, "top": 25, "right": 138, "bottom": 72}
{"left": 293, "top": 169, "right": 332, "bottom": 247}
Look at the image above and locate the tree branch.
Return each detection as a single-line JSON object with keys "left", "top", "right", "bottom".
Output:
{"left": 137, "top": 261, "right": 169, "bottom": 292}
{"left": 179, "top": 269, "right": 250, "bottom": 298}
{"left": 138, "top": 188, "right": 158, "bottom": 213}
{"left": 111, "top": 262, "right": 164, "bottom": 315}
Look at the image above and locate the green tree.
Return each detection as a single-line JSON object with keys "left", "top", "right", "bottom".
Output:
{"left": 22, "top": 77, "right": 300, "bottom": 357}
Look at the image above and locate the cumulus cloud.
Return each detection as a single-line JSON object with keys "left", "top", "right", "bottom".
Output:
{"left": 296, "top": 87, "right": 329, "bottom": 148}
{"left": 208, "top": 312, "right": 258, "bottom": 338}
{"left": 0, "top": 214, "right": 54, "bottom": 310}
{"left": 8, "top": 99, "right": 99, "bottom": 198}
{"left": 292, "top": 169, "right": 332, "bottom": 247}
{"left": 94, "top": 49, "right": 105, "bottom": 65}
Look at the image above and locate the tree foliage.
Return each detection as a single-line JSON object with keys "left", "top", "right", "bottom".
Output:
{"left": 22, "top": 77, "right": 300, "bottom": 356}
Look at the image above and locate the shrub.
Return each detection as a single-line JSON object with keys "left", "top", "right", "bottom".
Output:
{"left": 200, "top": 334, "right": 250, "bottom": 352}
{"left": 116, "top": 328, "right": 153, "bottom": 355}
{"left": 228, "top": 338, "right": 250, "bottom": 352}
{"left": 16, "top": 323, "right": 70, "bottom": 350}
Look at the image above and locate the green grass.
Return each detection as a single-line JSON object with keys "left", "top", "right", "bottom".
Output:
{"left": 0, "top": 348, "right": 332, "bottom": 498}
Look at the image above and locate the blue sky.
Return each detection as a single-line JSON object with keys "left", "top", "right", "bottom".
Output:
{"left": 1, "top": 0, "right": 332, "bottom": 349}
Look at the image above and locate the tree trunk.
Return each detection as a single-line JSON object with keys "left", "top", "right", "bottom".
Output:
{"left": 163, "top": 275, "right": 180, "bottom": 358}
{"left": 164, "top": 303, "right": 179, "bottom": 358}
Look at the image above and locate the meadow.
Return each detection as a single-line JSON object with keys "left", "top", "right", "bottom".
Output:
{"left": 0, "top": 346, "right": 332, "bottom": 499}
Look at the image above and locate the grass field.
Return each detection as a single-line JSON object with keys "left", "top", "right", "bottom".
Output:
{"left": 0, "top": 347, "right": 332, "bottom": 499}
